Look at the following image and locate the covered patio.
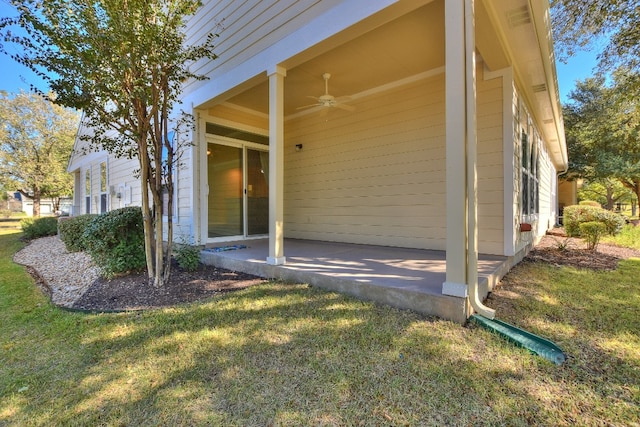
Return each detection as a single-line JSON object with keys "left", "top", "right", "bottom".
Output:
{"left": 201, "top": 239, "right": 513, "bottom": 323}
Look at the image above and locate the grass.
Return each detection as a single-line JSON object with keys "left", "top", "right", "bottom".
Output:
{"left": 1, "top": 228, "right": 639, "bottom": 426}
{"left": 602, "top": 224, "right": 640, "bottom": 250}
{"left": 0, "top": 218, "right": 23, "bottom": 232}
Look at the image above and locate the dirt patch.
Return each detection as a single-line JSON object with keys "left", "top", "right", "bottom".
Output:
{"left": 72, "top": 260, "right": 265, "bottom": 312}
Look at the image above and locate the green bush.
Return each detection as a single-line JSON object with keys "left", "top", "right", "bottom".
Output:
{"left": 579, "top": 200, "right": 601, "bottom": 207}
{"left": 58, "top": 214, "right": 97, "bottom": 252}
{"left": 579, "top": 221, "right": 607, "bottom": 250}
{"left": 20, "top": 216, "right": 59, "bottom": 240}
{"left": 174, "top": 243, "right": 201, "bottom": 272}
{"left": 563, "top": 205, "right": 625, "bottom": 237}
{"left": 83, "top": 207, "right": 146, "bottom": 277}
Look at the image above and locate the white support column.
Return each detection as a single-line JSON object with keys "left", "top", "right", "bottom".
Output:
{"left": 267, "top": 65, "right": 286, "bottom": 265}
{"left": 465, "top": 0, "right": 479, "bottom": 304}
{"left": 442, "top": 0, "right": 469, "bottom": 298}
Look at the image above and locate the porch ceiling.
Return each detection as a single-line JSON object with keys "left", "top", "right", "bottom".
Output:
{"left": 224, "top": 0, "right": 445, "bottom": 118}
{"left": 210, "top": 0, "right": 566, "bottom": 170}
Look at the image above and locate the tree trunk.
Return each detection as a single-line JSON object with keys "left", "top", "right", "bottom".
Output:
{"left": 32, "top": 187, "right": 41, "bottom": 217}
{"left": 138, "top": 143, "right": 156, "bottom": 286}
{"left": 163, "top": 184, "right": 174, "bottom": 283}
{"left": 620, "top": 179, "right": 640, "bottom": 218}
{"left": 605, "top": 185, "right": 615, "bottom": 210}
{"left": 52, "top": 197, "right": 61, "bottom": 214}
{"left": 152, "top": 188, "right": 164, "bottom": 288}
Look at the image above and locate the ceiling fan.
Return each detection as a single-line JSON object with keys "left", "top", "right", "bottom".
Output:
{"left": 297, "top": 73, "right": 355, "bottom": 112}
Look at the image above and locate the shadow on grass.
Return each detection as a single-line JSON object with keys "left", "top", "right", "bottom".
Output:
{"left": 3, "top": 280, "right": 535, "bottom": 426}
{"left": 3, "top": 232, "right": 639, "bottom": 425}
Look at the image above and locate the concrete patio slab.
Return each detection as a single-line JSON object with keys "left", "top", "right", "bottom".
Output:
{"left": 201, "top": 238, "right": 513, "bottom": 323}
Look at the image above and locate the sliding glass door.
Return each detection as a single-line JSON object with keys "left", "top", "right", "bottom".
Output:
{"left": 246, "top": 148, "right": 269, "bottom": 236}
{"left": 207, "top": 138, "right": 269, "bottom": 240}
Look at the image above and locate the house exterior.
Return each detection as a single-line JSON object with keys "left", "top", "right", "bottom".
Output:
{"left": 68, "top": 0, "right": 567, "bottom": 322}
{"left": 9, "top": 192, "right": 72, "bottom": 217}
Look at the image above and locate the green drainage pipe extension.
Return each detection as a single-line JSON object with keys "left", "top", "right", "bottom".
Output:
{"left": 470, "top": 314, "right": 566, "bottom": 365}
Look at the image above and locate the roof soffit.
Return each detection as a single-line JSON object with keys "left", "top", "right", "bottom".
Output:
{"left": 480, "top": 0, "right": 567, "bottom": 169}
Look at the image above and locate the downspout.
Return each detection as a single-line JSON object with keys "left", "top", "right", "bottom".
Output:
{"left": 465, "top": 0, "right": 495, "bottom": 319}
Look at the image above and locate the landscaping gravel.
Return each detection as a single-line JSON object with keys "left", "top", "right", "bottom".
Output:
{"left": 13, "top": 235, "right": 264, "bottom": 312}
{"left": 13, "top": 235, "right": 101, "bottom": 307}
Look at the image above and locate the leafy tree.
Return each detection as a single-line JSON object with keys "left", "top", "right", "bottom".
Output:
{"left": 0, "top": 91, "right": 78, "bottom": 217}
{"left": 564, "top": 73, "right": 640, "bottom": 211}
{"left": 1, "top": 0, "right": 217, "bottom": 287}
{"left": 551, "top": 0, "right": 640, "bottom": 97}
{"left": 577, "top": 178, "right": 635, "bottom": 212}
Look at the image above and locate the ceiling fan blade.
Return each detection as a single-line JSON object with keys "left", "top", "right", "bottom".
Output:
{"left": 335, "top": 103, "right": 355, "bottom": 111}
{"left": 296, "top": 103, "right": 321, "bottom": 110}
{"left": 334, "top": 96, "right": 352, "bottom": 103}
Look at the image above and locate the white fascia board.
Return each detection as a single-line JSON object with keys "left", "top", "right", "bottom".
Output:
{"left": 67, "top": 149, "right": 109, "bottom": 173}
{"left": 184, "top": 0, "right": 398, "bottom": 109}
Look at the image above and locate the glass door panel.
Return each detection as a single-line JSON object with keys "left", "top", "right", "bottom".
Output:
{"left": 207, "top": 143, "right": 243, "bottom": 238}
{"left": 246, "top": 149, "right": 269, "bottom": 236}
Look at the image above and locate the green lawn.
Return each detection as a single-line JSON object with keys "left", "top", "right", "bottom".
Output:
{"left": 603, "top": 224, "right": 640, "bottom": 250}
{"left": 1, "top": 228, "right": 639, "bottom": 426}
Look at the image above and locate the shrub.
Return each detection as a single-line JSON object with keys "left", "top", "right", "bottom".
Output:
{"left": 83, "top": 207, "right": 146, "bottom": 277}
{"left": 563, "top": 205, "right": 625, "bottom": 237}
{"left": 58, "top": 214, "right": 97, "bottom": 252}
{"left": 174, "top": 243, "right": 201, "bottom": 272}
{"left": 0, "top": 209, "right": 11, "bottom": 219}
{"left": 579, "top": 200, "right": 601, "bottom": 207}
{"left": 21, "top": 216, "right": 59, "bottom": 240}
{"left": 579, "top": 221, "right": 607, "bottom": 250}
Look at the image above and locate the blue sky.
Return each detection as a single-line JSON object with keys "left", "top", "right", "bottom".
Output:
{"left": 0, "top": 1, "right": 598, "bottom": 105}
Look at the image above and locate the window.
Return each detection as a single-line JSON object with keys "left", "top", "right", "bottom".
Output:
{"left": 85, "top": 169, "right": 91, "bottom": 214}
{"left": 520, "top": 114, "right": 539, "bottom": 218}
{"left": 100, "top": 161, "right": 108, "bottom": 213}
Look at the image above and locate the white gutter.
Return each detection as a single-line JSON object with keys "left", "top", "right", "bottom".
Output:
{"left": 466, "top": 0, "right": 495, "bottom": 319}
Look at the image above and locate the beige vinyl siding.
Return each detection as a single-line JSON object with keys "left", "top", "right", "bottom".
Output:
{"left": 558, "top": 179, "right": 576, "bottom": 209}
{"left": 476, "top": 65, "right": 504, "bottom": 255}
{"left": 208, "top": 104, "right": 269, "bottom": 130}
{"left": 184, "top": 0, "right": 340, "bottom": 96}
{"left": 176, "top": 149, "right": 193, "bottom": 229}
{"left": 106, "top": 152, "right": 194, "bottom": 242}
{"left": 537, "top": 148, "right": 555, "bottom": 233}
{"left": 105, "top": 156, "right": 140, "bottom": 211}
{"left": 284, "top": 73, "right": 446, "bottom": 250}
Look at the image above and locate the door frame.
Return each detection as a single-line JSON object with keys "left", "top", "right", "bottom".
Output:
{"left": 204, "top": 134, "right": 269, "bottom": 244}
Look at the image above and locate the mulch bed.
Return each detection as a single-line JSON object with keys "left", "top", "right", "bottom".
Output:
{"left": 41, "top": 228, "right": 640, "bottom": 313}
{"left": 71, "top": 260, "right": 265, "bottom": 312}
{"left": 520, "top": 228, "right": 640, "bottom": 271}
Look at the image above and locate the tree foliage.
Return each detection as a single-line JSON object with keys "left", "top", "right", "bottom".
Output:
{"left": 564, "top": 72, "right": 640, "bottom": 208}
{"left": 0, "top": 91, "right": 78, "bottom": 216}
{"left": 551, "top": 0, "right": 640, "bottom": 97}
{"left": 1, "top": 0, "right": 217, "bottom": 286}
{"left": 577, "top": 178, "right": 635, "bottom": 211}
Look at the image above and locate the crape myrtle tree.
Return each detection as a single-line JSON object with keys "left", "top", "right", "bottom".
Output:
{"left": 0, "top": 0, "right": 217, "bottom": 286}
{"left": 0, "top": 91, "right": 78, "bottom": 217}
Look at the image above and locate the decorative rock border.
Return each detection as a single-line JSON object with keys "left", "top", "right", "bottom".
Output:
{"left": 13, "top": 235, "right": 101, "bottom": 307}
